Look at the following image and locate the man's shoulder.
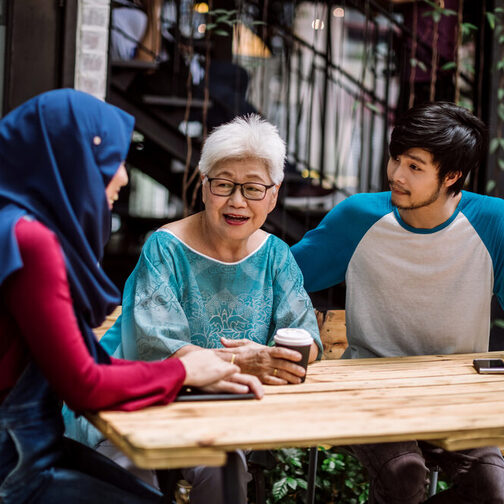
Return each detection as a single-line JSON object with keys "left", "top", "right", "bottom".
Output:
{"left": 460, "top": 191, "right": 504, "bottom": 220}
{"left": 459, "top": 192, "right": 504, "bottom": 256}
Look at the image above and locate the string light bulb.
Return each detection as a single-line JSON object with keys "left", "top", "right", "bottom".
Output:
{"left": 333, "top": 7, "right": 345, "bottom": 18}
{"left": 194, "top": 3, "right": 209, "bottom": 14}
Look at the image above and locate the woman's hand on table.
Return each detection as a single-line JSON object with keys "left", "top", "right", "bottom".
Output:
{"left": 178, "top": 349, "right": 263, "bottom": 399}
{"left": 179, "top": 349, "right": 239, "bottom": 387}
{"left": 219, "top": 337, "right": 306, "bottom": 385}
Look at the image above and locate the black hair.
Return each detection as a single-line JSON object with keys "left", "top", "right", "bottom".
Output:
{"left": 389, "top": 102, "right": 488, "bottom": 195}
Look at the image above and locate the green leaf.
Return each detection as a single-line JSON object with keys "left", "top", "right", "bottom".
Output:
{"left": 422, "top": 0, "right": 437, "bottom": 8}
{"left": 442, "top": 9, "right": 458, "bottom": 17}
{"left": 486, "top": 179, "right": 496, "bottom": 194}
{"left": 493, "top": 318, "right": 504, "bottom": 328}
{"left": 322, "top": 459, "right": 337, "bottom": 472}
{"left": 334, "top": 459, "right": 345, "bottom": 470}
{"left": 296, "top": 478, "right": 308, "bottom": 490}
{"left": 213, "top": 29, "right": 229, "bottom": 36}
{"left": 205, "top": 23, "right": 217, "bottom": 30}
{"left": 440, "top": 61, "right": 457, "bottom": 71}
{"left": 487, "top": 12, "right": 496, "bottom": 30}
{"left": 432, "top": 11, "right": 442, "bottom": 23}
{"left": 462, "top": 22, "right": 478, "bottom": 31}
{"left": 210, "top": 9, "right": 237, "bottom": 17}
{"left": 495, "top": 7, "right": 504, "bottom": 14}
{"left": 499, "top": 88, "right": 504, "bottom": 101}
{"left": 497, "top": 60, "right": 504, "bottom": 71}
{"left": 286, "top": 477, "right": 297, "bottom": 490}
{"left": 489, "top": 138, "right": 499, "bottom": 154}
{"left": 251, "top": 20, "right": 267, "bottom": 26}
{"left": 289, "top": 457, "right": 302, "bottom": 468}
{"left": 421, "top": 10, "right": 435, "bottom": 19}
{"left": 410, "top": 58, "right": 428, "bottom": 72}
{"left": 272, "top": 478, "right": 289, "bottom": 501}
{"left": 499, "top": 159, "right": 504, "bottom": 171}
{"left": 461, "top": 22, "right": 478, "bottom": 37}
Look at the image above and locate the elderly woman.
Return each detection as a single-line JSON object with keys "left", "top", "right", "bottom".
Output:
{"left": 67, "top": 114, "right": 322, "bottom": 503}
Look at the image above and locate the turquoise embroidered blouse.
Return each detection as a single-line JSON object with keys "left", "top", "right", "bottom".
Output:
{"left": 101, "top": 230, "right": 322, "bottom": 361}
{"left": 64, "top": 230, "right": 321, "bottom": 447}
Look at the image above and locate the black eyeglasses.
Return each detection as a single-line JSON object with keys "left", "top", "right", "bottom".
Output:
{"left": 205, "top": 177, "right": 275, "bottom": 201}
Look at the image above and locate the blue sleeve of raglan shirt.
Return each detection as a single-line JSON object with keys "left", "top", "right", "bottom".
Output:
{"left": 461, "top": 192, "right": 504, "bottom": 309}
{"left": 291, "top": 192, "right": 392, "bottom": 293}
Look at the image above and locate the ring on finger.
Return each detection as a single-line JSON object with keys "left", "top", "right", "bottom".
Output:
{"left": 273, "top": 368, "right": 278, "bottom": 377}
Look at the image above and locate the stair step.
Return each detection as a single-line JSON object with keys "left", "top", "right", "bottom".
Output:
{"left": 111, "top": 60, "right": 159, "bottom": 70}
{"left": 142, "top": 95, "right": 211, "bottom": 108}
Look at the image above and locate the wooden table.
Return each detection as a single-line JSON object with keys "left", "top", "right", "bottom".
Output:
{"left": 87, "top": 351, "right": 504, "bottom": 501}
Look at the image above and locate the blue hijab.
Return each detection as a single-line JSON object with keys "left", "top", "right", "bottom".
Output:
{"left": 0, "top": 89, "right": 135, "bottom": 363}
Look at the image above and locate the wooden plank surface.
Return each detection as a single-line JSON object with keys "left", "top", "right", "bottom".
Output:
{"left": 86, "top": 352, "right": 504, "bottom": 468}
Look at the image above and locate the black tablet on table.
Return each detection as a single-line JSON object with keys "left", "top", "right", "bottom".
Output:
{"left": 174, "top": 386, "right": 256, "bottom": 402}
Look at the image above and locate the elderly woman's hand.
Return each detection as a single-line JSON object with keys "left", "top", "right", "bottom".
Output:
{"left": 220, "top": 337, "right": 306, "bottom": 385}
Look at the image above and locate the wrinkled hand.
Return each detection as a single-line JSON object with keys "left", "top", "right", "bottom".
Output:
{"left": 200, "top": 373, "right": 264, "bottom": 399}
{"left": 220, "top": 338, "right": 305, "bottom": 385}
{"left": 179, "top": 349, "right": 239, "bottom": 387}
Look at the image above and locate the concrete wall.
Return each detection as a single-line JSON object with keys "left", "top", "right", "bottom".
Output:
{"left": 74, "top": 0, "right": 110, "bottom": 100}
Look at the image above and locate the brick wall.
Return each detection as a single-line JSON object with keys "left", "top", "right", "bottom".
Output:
{"left": 74, "top": 0, "right": 110, "bottom": 100}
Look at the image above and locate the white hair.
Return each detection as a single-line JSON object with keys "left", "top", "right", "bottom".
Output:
{"left": 198, "top": 114, "right": 286, "bottom": 185}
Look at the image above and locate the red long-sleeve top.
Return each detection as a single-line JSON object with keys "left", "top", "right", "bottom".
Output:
{"left": 0, "top": 218, "right": 186, "bottom": 410}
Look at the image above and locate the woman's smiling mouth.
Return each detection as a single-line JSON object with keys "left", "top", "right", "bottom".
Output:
{"left": 224, "top": 214, "right": 250, "bottom": 225}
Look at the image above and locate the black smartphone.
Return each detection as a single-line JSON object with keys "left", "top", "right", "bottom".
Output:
{"left": 174, "top": 386, "right": 256, "bottom": 402}
{"left": 473, "top": 358, "right": 504, "bottom": 373}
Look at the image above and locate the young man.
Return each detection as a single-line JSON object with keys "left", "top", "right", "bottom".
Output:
{"left": 292, "top": 102, "right": 504, "bottom": 503}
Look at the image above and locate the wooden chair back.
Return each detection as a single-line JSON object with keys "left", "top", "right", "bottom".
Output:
{"left": 315, "top": 309, "right": 348, "bottom": 359}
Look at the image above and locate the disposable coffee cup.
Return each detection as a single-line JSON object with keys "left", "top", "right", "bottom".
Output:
{"left": 273, "top": 328, "right": 313, "bottom": 383}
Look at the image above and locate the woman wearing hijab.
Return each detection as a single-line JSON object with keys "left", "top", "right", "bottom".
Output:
{"left": 0, "top": 88, "right": 262, "bottom": 504}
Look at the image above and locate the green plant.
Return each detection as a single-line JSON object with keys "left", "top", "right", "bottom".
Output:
{"left": 250, "top": 446, "right": 453, "bottom": 504}
{"left": 487, "top": 7, "right": 504, "bottom": 197}
{"left": 248, "top": 447, "right": 369, "bottom": 504}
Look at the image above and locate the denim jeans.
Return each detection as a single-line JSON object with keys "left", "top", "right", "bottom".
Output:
{"left": 351, "top": 440, "right": 504, "bottom": 504}
{"left": 0, "top": 363, "right": 164, "bottom": 503}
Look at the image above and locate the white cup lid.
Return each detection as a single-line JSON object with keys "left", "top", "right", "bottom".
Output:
{"left": 274, "top": 328, "right": 313, "bottom": 346}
